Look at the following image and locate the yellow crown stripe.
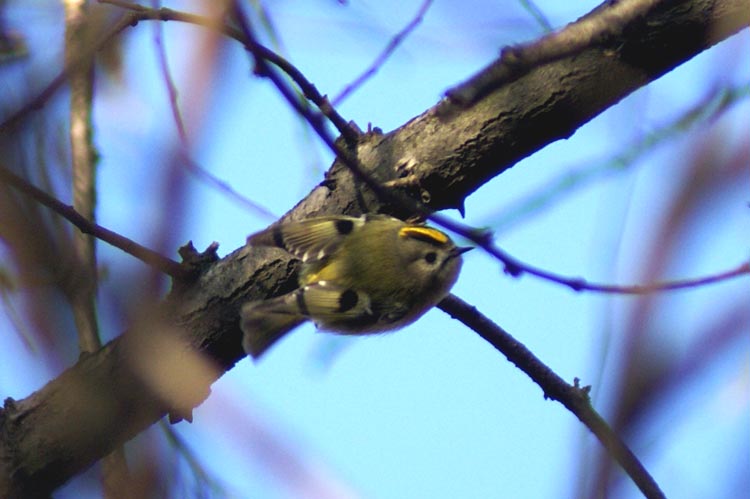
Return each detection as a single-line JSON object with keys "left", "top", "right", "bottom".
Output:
{"left": 399, "top": 226, "right": 449, "bottom": 244}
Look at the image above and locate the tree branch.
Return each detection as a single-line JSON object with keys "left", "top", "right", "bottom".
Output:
{"left": 332, "top": 0, "right": 434, "bottom": 105}
{"left": 1, "top": 0, "right": 748, "bottom": 496}
{"left": 438, "top": 295, "right": 666, "bottom": 499}
{"left": 0, "top": 164, "right": 189, "bottom": 280}
{"left": 98, "top": 0, "right": 360, "bottom": 143}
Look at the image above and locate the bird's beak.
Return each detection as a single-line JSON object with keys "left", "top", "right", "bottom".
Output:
{"left": 452, "top": 246, "right": 473, "bottom": 258}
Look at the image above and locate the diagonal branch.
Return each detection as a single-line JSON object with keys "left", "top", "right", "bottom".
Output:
{"left": 439, "top": 295, "right": 665, "bottom": 499}
{"left": 332, "top": 0, "right": 434, "bottom": 105}
{"left": 98, "top": 0, "right": 359, "bottom": 142}
{"left": 0, "top": 164, "right": 189, "bottom": 280}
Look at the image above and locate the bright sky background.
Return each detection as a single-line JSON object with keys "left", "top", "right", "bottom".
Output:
{"left": 1, "top": 1, "right": 748, "bottom": 498}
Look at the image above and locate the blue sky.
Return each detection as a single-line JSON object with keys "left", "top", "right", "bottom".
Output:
{"left": 1, "top": 1, "right": 748, "bottom": 498}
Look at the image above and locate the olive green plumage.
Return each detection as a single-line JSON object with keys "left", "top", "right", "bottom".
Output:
{"left": 241, "top": 214, "right": 470, "bottom": 358}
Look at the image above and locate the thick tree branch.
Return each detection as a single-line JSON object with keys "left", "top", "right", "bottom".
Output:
{"left": 0, "top": 0, "right": 748, "bottom": 496}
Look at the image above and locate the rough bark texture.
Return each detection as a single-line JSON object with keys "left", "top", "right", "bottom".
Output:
{"left": 1, "top": 0, "right": 748, "bottom": 495}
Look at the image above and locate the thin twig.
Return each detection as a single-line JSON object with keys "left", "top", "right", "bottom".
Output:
{"left": 1, "top": 1, "right": 358, "bottom": 143}
{"left": 97, "top": 0, "right": 359, "bottom": 143}
{"left": 0, "top": 164, "right": 189, "bottom": 280}
{"left": 486, "top": 82, "right": 750, "bottom": 233}
{"left": 518, "top": 0, "right": 554, "bottom": 33}
{"left": 0, "top": 11, "right": 134, "bottom": 133}
{"left": 159, "top": 421, "right": 228, "bottom": 496}
{"left": 490, "top": 248, "right": 750, "bottom": 294}
{"left": 332, "top": 0, "right": 434, "bottom": 105}
{"left": 183, "top": 154, "right": 278, "bottom": 219}
{"left": 438, "top": 294, "right": 667, "bottom": 499}
{"left": 149, "top": 2, "right": 187, "bottom": 143}
{"left": 148, "top": 1, "right": 276, "bottom": 219}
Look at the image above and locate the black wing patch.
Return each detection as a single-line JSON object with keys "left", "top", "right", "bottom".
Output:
{"left": 247, "top": 216, "right": 366, "bottom": 262}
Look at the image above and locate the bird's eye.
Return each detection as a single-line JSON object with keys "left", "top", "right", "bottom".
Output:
{"left": 424, "top": 251, "right": 437, "bottom": 264}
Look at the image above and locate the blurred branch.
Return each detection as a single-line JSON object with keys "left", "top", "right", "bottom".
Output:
{"left": 438, "top": 294, "right": 666, "bottom": 499}
{"left": 1, "top": 0, "right": 749, "bottom": 495}
{"left": 0, "top": 269, "right": 36, "bottom": 351}
{"left": 64, "top": 0, "right": 130, "bottom": 491}
{"left": 332, "top": 0, "right": 434, "bottom": 105}
{"left": 159, "top": 421, "right": 227, "bottom": 497}
{"left": 64, "top": 0, "right": 101, "bottom": 355}
{"left": 587, "top": 128, "right": 750, "bottom": 497}
{"left": 0, "top": 164, "right": 189, "bottom": 280}
{"left": 486, "top": 82, "right": 750, "bottom": 233}
{"left": 518, "top": 0, "right": 554, "bottom": 33}
{"left": 67, "top": 2, "right": 129, "bottom": 492}
{"left": 0, "top": 0, "right": 358, "bottom": 143}
{"left": 98, "top": 0, "right": 360, "bottom": 143}
{"left": 624, "top": 302, "right": 748, "bottom": 434}
{"left": 0, "top": 0, "right": 27, "bottom": 63}
{"left": 148, "top": 8, "right": 276, "bottom": 220}
{"left": 0, "top": 10, "right": 132, "bottom": 133}
{"left": 149, "top": 5, "right": 186, "bottom": 143}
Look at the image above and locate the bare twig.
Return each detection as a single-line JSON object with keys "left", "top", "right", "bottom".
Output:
{"left": 486, "top": 82, "right": 750, "bottom": 233}
{"left": 0, "top": 164, "right": 189, "bottom": 280}
{"left": 332, "top": 0, "right": 434, "bottom": 105}
{"left": 148, "top": 7, "right": 276, "bottom": 219}
{"left": 489, "top": 249, "right": 750, "bottom": 294}
{"left": 183, "top": 152, "right": 278, "bottom": 219}
{"left": 149, "top": 7, "right": 187, "bottom": 144}
{"left": 519, "top": 0, "right": 554, "bottom": 33}
{"left": 159, "top": 421, "right": 227, "bottom": 496}
{"left": 438, "top": 294, "right": 667, "bottom": 499}
{"left": 1, "top": 1, "right": 358, "bottom": 143}
{"left": 0, "top": 11, "right": 132, "bottom": 133}
{"left": 97, "top": 0, "right": 359, "bottom": 143}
